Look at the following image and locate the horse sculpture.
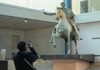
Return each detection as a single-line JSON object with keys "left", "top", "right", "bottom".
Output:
{"left": 49, "top": 7, "right": 79, "bottom": 54}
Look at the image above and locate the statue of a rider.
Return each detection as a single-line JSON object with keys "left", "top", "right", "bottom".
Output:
{"left": 44, "top": 2, "right": 79, "bottom": 39}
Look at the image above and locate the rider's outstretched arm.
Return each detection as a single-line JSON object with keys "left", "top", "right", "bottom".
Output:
{"left": 44, "top": 12, "right": 56, "bottom": 16}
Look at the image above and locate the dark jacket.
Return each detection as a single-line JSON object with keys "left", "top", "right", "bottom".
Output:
{"left": 13, "top": 47, "right": 38, "bottom": 70}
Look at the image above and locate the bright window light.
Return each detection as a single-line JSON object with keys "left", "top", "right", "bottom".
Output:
{"left": 0, "top": 0, "right": 63, "bottom": 12}
{"left": 30, "top": 0, "right": 63, "bottom": 12}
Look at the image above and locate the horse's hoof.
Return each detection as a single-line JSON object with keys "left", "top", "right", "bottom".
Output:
{"left": 49, "top": 41, "right": 52, "bottom": 43}
{"left": 67, "top": 53, "right": 71, "bottom": 55}
{"left": 49, "top": 42, "right": 52, "bottom": 43}
{"left": 67, "top": 50, "right": 71, "bottom": 55}
{"left": 67, "top": 53, "right": 70, "bottom": 55}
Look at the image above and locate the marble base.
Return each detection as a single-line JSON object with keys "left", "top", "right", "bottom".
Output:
{"left": 54, "top": 59, "right": 90, "bottom": 70}
{"left": 0, "top": 60, "right": 8, "bottom": 70}
{"left": 40, "top": 54, "right": 94, "bottom": 63}
{"left": 40, "top": 55, "right": 94, "bottom": 70}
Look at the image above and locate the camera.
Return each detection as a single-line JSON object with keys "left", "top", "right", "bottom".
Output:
{"left": 26, "top": 41, "right": 31, "bottom": 47}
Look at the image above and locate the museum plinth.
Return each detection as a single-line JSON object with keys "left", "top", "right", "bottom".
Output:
{"left": 0, "top": 60, "right": 8, "bottom": 70}
{"left": 40, "top": 54, "right": 94, "bottom": 70}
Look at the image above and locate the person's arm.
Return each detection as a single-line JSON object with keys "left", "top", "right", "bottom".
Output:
{"left": 24, "top": 50, "right": 38, "bottom": 64}
{"left": 28, "top": 43, "right": 38, "bottom": 58}
{"left": 30, "top": 47, "right": 38, "bottom": 57}
{"left": 25, "top": 42, "right": 38, "bottom": 63}
{"left": 44, "top": 12, "right": 56, "bottom": 15}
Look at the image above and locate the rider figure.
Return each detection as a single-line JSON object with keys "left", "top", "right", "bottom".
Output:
{"left": 44, "top": 2, "right": 79, "bottom": 39}
{"left": 60, "top": 2, "right": 79, "bottom": 39}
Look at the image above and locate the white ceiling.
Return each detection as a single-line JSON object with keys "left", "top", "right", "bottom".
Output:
{"left": 0, "top": 15, "right": 56, "bottom": 31}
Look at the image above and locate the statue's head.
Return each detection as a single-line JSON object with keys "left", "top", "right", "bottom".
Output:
{"left": 60, "top": 2, "right": 65, "bottom": 8}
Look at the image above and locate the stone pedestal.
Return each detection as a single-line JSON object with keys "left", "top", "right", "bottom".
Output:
{"left": 53, "top": 59, "right": 90, "bottom": 70}
{"left": 0, "top": 60, "right": 8, "bottom": 70}
{"left": 40, "top": 54, "right": 94, "bottom": 70}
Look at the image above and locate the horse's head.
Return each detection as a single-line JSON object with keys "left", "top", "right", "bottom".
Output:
{"left": 56, "top": 7, "right": 63, "bottom": 21}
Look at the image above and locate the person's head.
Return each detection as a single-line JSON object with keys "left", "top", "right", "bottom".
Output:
{"left": 17, "top": 41, "right": 27, "bottom": 51}
{"left": 60, "top": 2, "right": 65, "bottom": 8}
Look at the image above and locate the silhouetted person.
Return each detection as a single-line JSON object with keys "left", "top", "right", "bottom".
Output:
{"left": 13, "top": 41, "right": 38, "bottom": 70}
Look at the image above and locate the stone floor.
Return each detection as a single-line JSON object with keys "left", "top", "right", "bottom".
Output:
{"left": 8, "top": 59, "right": 53, "bottom": 70}
{"left": 7, "top": 59, "right": 100, "bottom": 70}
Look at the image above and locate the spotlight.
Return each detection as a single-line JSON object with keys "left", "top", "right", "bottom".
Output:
{"left": 25, "top": 19, "right": 28, "bottom": 22}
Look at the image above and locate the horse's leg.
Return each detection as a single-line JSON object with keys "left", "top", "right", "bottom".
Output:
{"left": 49, "top": 36, "right": 53, "bottom": 43}
{"left": 70, "top": 39, "right": 73, "bottom": 54}
{"left": 52, "top": 32, "right": 60, "bottom": 48}
{"left": 73, "top": 37, "right": 78, "bottom": 54}
{"left": 64, "top": 39, "right": 68, "bottom": 54}
{"left": 49, "top": 27, "right": 57, "bottom": 47}
{"left": 67, "top": 33, "right": 71, "bottom": 55}
{"left": 71, "top": 36, "right": 78, "bottom": 54}
{"left": 52, "top": 35, "right": 56, "bottom": 48}
{"left": 75, "top": 47, "right": 78, "bottom": 54}
{"left": 74, "top": 41, "right": 78, "bottom": 54}
{"left": 49, "top": 27, "right": 56, "bottom": 43}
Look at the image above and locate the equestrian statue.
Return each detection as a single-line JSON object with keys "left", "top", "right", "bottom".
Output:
{"left": 43, "top": 2, "right": 80, "bottom": 55}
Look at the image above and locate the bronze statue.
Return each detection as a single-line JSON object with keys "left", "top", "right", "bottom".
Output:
{"left": 44, "top": 2, "right": 80, "bottom": 54}
{"left": 44, "top": 2, "right": 79, "bottom": 39}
